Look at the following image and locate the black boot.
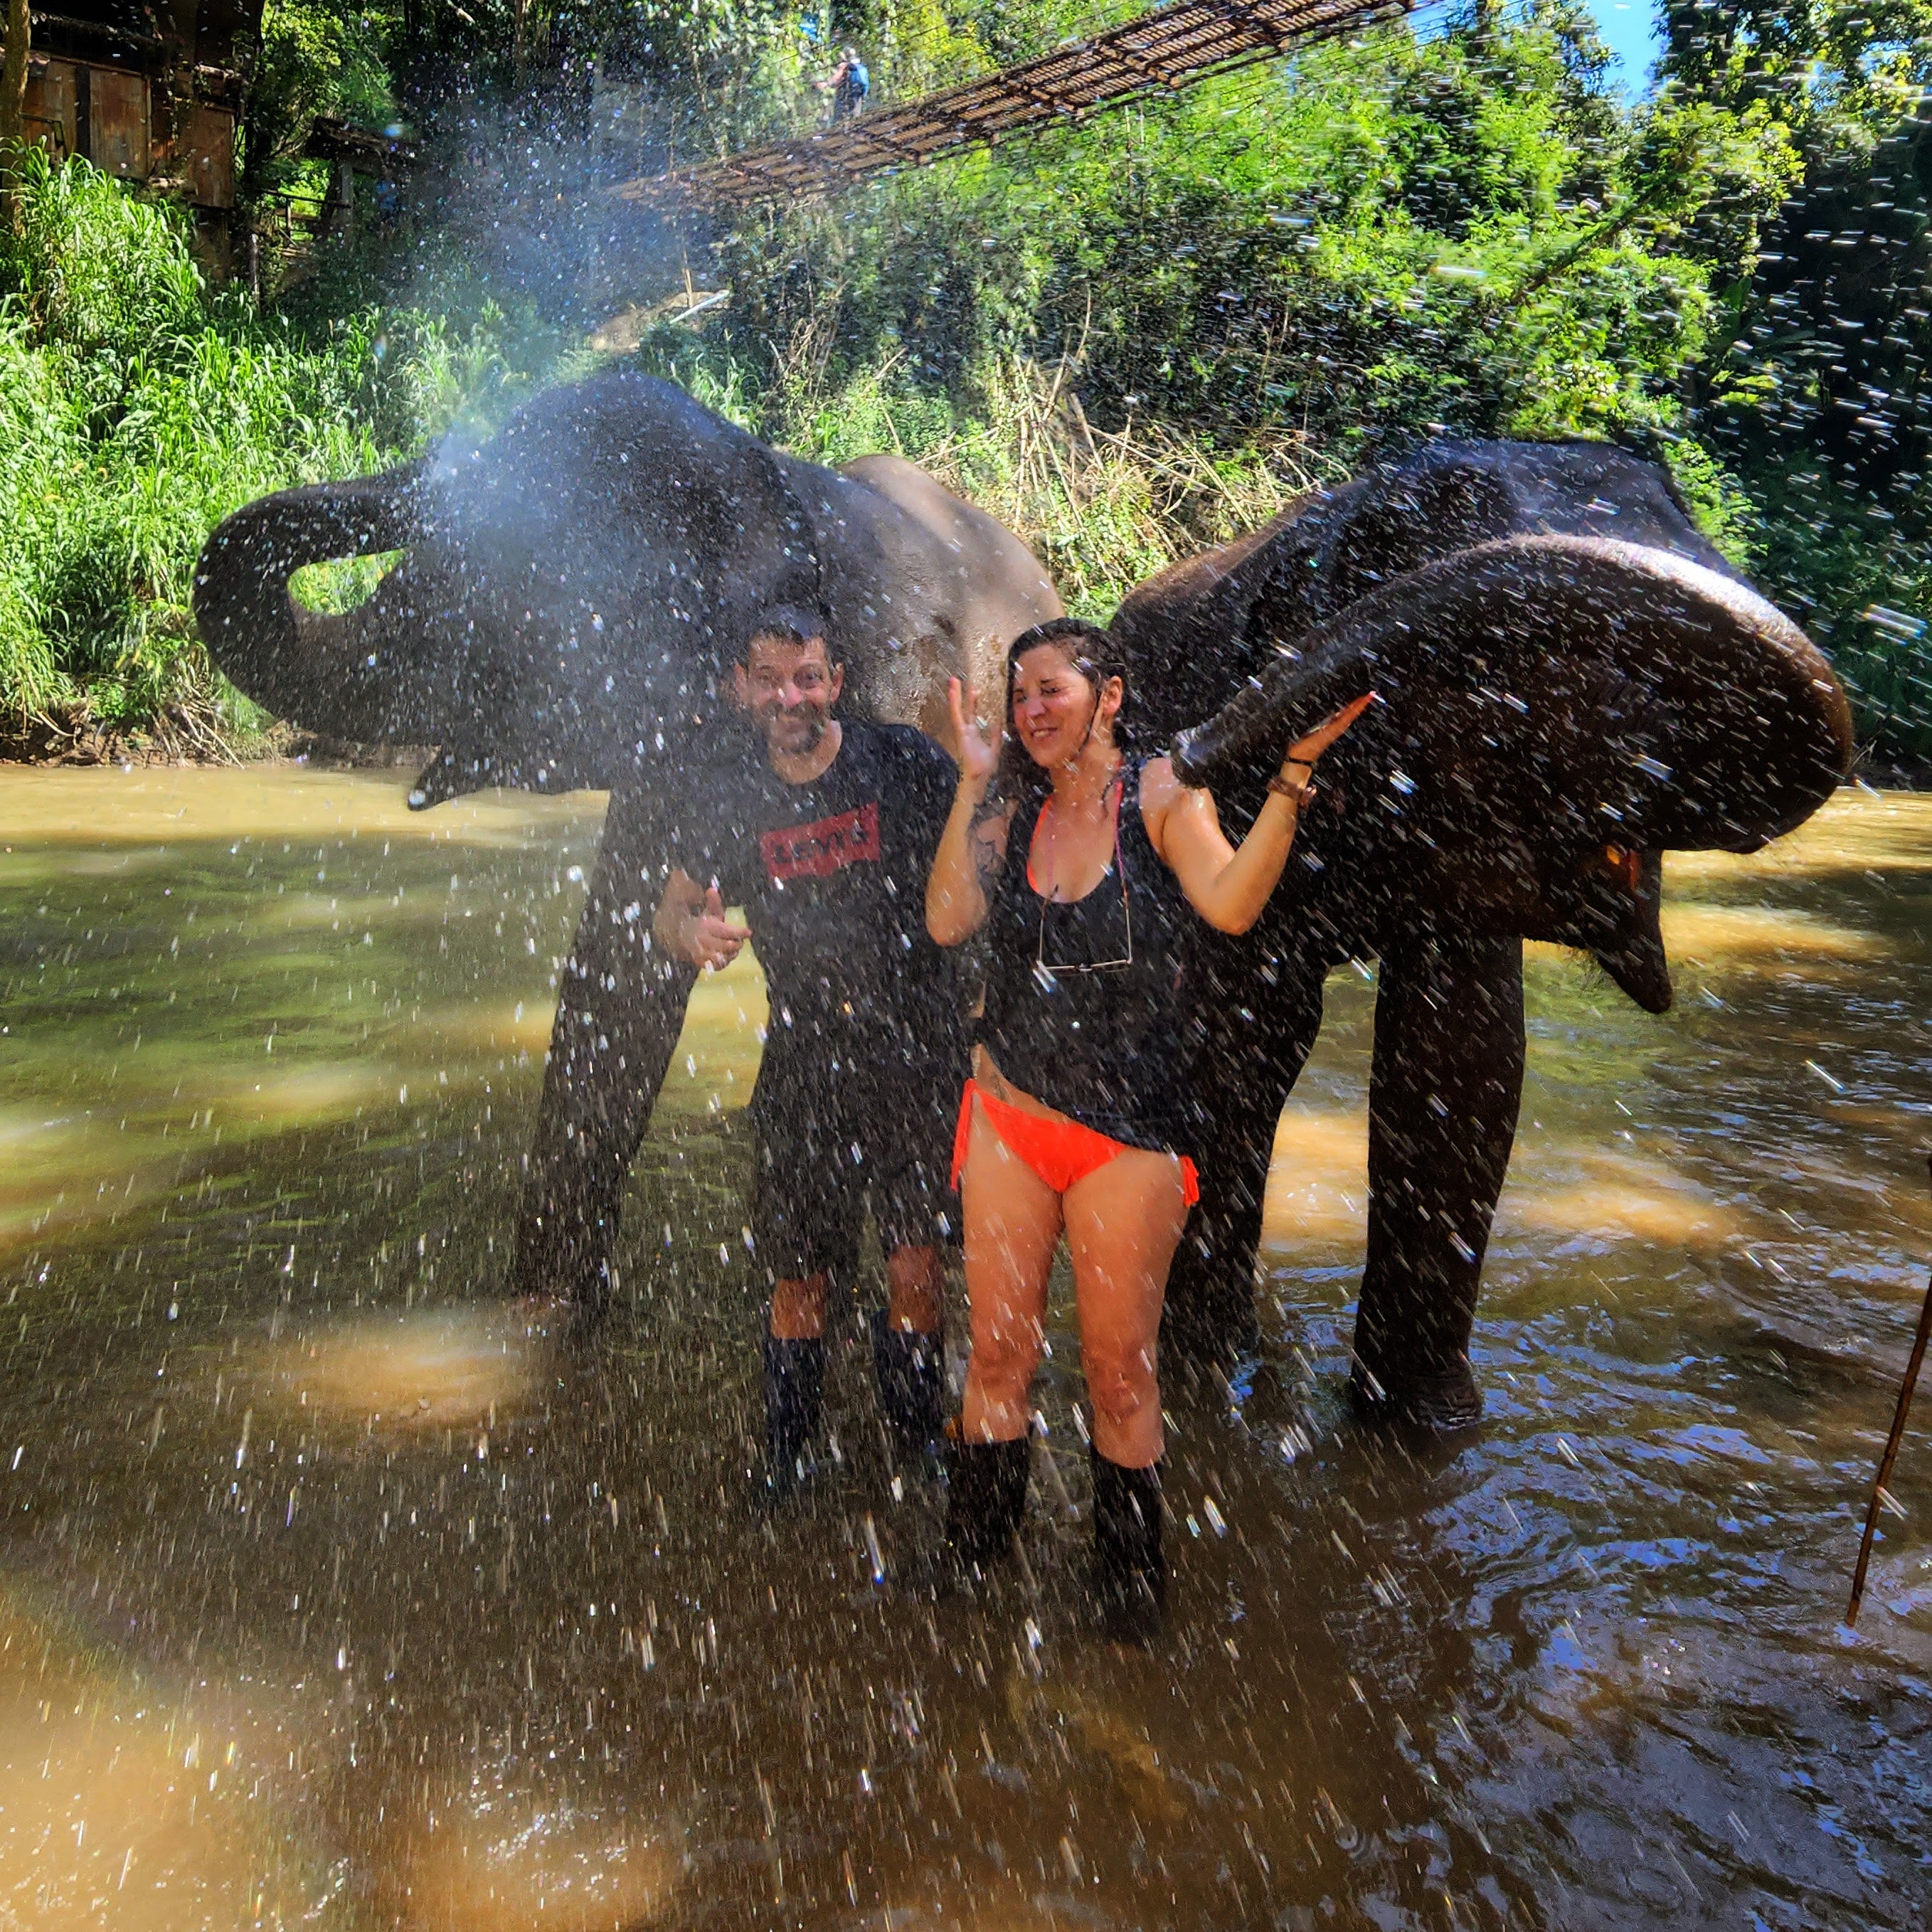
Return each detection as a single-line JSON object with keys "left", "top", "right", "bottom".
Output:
{"left": 870, "top": 1309, "right": 946, "bottom": 1465}
{"left": 1092, "top": 1451, "right": 1166, "bottom": 1642}
{"left": 760, "top": 1334, "right": 825, "bottom": 1502}
{"left": 940, "top": 1438, "right": 1030, "bottom": 1578}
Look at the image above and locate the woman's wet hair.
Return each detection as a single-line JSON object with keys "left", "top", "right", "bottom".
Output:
{"left": 995, "top": 617, "right": 1132, "bottom": 802}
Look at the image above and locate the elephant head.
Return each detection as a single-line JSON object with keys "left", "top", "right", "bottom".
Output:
{"left": 1113, "top": 440, "right": 1854, "bottom": 1014}
{"left": 193, "top": 370, "right": 1061, "bottom": 805}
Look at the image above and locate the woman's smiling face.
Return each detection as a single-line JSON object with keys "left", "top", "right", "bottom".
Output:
{"left": 1010, "top": 642, "right": 1118, "bottom": 768}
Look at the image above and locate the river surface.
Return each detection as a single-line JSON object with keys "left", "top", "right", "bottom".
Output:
{"left": 0, "top": 766, "right": 1926, "bottom": 1931}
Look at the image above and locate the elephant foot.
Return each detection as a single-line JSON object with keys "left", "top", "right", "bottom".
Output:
{"left": 510, "top": 1292, "right": 604, "bottom": 1349}
{"left": 1161, "top": 1286, "right": 1263, "bottom": 1376}
{"left": 1347, "top": 1357, "right": 1483, "bottom": 1433}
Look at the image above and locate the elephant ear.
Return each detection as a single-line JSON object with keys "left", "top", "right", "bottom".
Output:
{"left": 1172, "top": 534, "right": 1853, "bottom": 854}
{"left": 1109, "top": 483, "right": 1366, "bottom": 743}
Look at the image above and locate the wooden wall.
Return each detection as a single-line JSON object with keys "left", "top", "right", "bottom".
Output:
{"left": 20, "top": 1, "right": 257, "bottom": 275}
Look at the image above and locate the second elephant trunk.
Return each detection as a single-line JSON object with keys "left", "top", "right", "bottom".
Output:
{"left": 193, "top": 470, "right": 425, "bottom": 743}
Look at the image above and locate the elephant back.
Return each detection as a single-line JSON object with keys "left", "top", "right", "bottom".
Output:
{"left": 1306, "top": 440, "right": 1738, "bottom": 617}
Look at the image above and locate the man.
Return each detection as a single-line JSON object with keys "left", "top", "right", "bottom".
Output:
{"left": 654, "top": 607, "right": 963, "bottom": 1497}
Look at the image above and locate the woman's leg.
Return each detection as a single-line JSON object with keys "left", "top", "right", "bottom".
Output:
{"left": 1064, "top": 1150, "right": 1189, "bottom": 1634}
{"left": 957, "top": 1096, "right": 1063, "bottom": 1445}
{"left": 1062, "top": 1150, "right": 1190, "bottom": 1467}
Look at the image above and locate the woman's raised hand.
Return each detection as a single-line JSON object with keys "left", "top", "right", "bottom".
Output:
{"left": 946, "top": 676, "right": 999, "bottom": 791}
{"left": 1286, "top": 691, "right": 1376, "bottom": 766}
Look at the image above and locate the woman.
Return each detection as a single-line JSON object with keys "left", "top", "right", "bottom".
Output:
{"left": 925, "top": 617, "right": 1367, "bottom": 1634}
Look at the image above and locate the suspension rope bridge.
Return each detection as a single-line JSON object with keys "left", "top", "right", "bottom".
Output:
{"left": 616, "top": 0, "right": 1410, "bottom": 211}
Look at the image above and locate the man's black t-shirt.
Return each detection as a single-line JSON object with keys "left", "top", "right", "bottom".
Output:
{"left": 678, "top": 722, "right": 962, "bottom": 1098}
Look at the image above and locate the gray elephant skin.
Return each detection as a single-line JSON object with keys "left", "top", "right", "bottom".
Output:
{"left": 192, "top": 375, "right": 1853, "bottom": 1426}
{"left": 1112, "top": 437, "right": 1850, "bottom": 1421}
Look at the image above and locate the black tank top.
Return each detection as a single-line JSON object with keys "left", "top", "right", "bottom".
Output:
{"left": 979, "top": 758, "right": 1196, "bottom": 1155}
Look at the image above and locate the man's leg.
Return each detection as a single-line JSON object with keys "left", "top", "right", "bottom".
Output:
{"left": 871, "top": 1243, "right": 946, "bottom": 1461}
{"left": 868, "top": 1064, "right": 957, "bottom": 1459}
{"left": 763, "top": 1269, "right": 830, "bottom": 1499}
{"left": 770, "top": 1273, "right": 832, "bottom": 1339}
{"left": 754, "top": 1098, "right": 856, "bottom": 1499}
{"left": 884, "top": 1244, "right": 943, "bottom": 1336}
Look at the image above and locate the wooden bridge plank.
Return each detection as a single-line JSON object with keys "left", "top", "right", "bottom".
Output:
{"left": 614, "top": 0, "right": 1409, "bottom": 209}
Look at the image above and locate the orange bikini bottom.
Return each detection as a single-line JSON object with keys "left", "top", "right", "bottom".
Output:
{"left": 952, "top": 1079, "right": 1199, "bottom": 1206}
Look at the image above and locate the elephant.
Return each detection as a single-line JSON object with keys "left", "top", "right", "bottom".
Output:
{"left": 194, "top": 378, "right": 1852, "bottom": 1426}
{"left": 191, "top": 371, "right": 1061, "bottom": 801}
{"left": 1108, "top": 436, "right": 1852, "bottom": 1421}
{"left": 193, "top": 368, "right": 1062, "bottom": 1314}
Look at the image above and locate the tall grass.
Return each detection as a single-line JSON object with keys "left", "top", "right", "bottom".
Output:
{"left": 0, "top": 152, "right": 572, "bottom": 755}
{"left": 644, "top": 327, "right": 1336, "bottom": 618}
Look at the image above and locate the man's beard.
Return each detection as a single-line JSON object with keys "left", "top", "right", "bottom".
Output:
{"left": 765, "top": 707, "right": 826, "bottom": 753}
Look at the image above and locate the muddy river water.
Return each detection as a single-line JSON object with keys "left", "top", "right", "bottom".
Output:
{"left": 0, "top": 766, "right": 1925, "bottom": 1930}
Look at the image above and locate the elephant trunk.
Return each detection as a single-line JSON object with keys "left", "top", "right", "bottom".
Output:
{"left": 1168, "top": 579, "right": 1386, "bottom": 787}
{"left": 1171, "top": 535, "right": 1852, "bottom": 851}
{"left": 193, "top": 472, "right": 422, "bottom": 742}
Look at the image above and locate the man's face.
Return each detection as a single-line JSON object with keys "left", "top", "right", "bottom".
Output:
{"left": 735, "top": 635, "right": 843, "bottom": 759}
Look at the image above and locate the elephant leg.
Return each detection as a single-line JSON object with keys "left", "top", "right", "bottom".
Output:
{"left": 1163, "top": 938, "right": 1329, "bottom": 1370}
{"left": 512, "top": 782, "right": 697, "bottom": 1323}
{"left": 1352, "top": 931, "right": 1524, "bottom": 1428}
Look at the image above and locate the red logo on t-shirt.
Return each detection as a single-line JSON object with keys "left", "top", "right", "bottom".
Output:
{"left": 760, "top": 801, "right": 881, "bottom": 881}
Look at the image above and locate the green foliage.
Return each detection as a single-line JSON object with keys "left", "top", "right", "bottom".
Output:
{"left": 0, "top": 152, "right": 574, "bottom": 742}
{"left": 1657, "top": 0, "right": 1932, "bottom": 755}
{"left": 723, "top": 10, "right": 1799, "bottom": 463}
{"left": 247, "top": 0, "right": 400, "bottom": 196}
{"left": 13, "top": 0, "right": 1932, "bottom": 762}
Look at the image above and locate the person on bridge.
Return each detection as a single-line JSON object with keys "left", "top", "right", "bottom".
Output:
{"left": 925, "top": 617, "right": 1369, "bottom": 1636}
{"left": 817, "top": 46, "right": 870, "bottom": 122}
{"left": 654, "top": 607, "right": 964, "bottom": 1501}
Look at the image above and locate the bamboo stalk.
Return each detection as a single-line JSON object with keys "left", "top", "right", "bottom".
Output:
{"left": 1847, "top": 1152, "right": 1932, "bottom": 1628}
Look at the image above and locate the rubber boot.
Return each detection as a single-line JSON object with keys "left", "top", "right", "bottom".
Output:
{"left": 940, "top": 1438, "right": 1030, "bottom": 1579}
{"left": 869, "top": 1308, "right": 946, "bottom": 1466}
{"left": 760, "top": 1334, "right": 825, "bottom": 1502}
{"left": 1092, "top": 1450, "right": 1166, "bottom": 1643}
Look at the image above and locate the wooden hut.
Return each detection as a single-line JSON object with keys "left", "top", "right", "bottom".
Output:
{"left": 20, "top": 0, "right": 260, "bottom": 275}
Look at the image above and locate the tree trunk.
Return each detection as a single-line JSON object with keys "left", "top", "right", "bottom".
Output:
{"left": 1, "top": 0, "right": 30, "bottom": 153}
{"left": 0, "top": 0, "right": 29, "bottom": 230}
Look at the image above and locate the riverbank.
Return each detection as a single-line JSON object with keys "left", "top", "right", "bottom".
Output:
{"left": 0, "top": 708, "right": 434, "bottom": 773}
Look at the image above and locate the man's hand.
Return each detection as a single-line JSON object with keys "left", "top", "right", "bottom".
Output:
{"left": 654, "top": 871, "right": 750, "bottom": 970}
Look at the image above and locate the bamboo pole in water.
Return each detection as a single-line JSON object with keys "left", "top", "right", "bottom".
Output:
{"left": 1847, "top": 1152, "right": 1932, "bottom": 1628}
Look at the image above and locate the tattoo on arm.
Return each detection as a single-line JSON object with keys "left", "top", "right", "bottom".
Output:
{"left": 970, "top": 795, "right": 1009, "bottom": 882}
